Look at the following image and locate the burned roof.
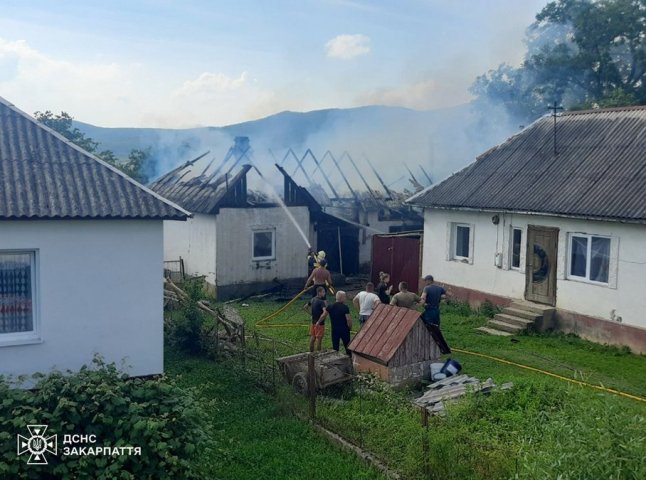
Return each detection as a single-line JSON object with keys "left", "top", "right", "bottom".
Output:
{"left": 0, "top": 97, "right": 188, "bottom": 220}
{"left": 349, "top": 304, "right": 422, "bottom": 364}
{"left": 149, "top": 164, "right": 252, "bottom": 214}
{"left": 408, "top": 106, "right": 646, "bottom": 223}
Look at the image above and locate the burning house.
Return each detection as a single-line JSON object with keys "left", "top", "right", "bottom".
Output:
{"left": 277, "top": 149, "right": 425, "bottom": 270}
{"left": 151, "top": 138, "right": 360, "bottom": 298}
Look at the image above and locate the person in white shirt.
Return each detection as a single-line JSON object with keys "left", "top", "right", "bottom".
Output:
{"left": 352, "top": 282, "right": 381, "bottom": 327}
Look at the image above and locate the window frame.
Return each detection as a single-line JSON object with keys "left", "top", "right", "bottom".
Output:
{"left": 566, "top": 233, "right": 612, "bottom": 286}
{"left": 251, "top": 229, "right": 276, "bottom": 261}
{"left": 450, "top": 223, "right": 473, "bottom": 263}
{"left": 0, "top": 249, "right": 41, "bottom": 347}
{"left": 510, "top": 227, "right": 523, "bottom": 271}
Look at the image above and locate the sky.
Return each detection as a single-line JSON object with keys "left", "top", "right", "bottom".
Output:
{"left": 0, "top": 0, "right": 548, "bottom": 128}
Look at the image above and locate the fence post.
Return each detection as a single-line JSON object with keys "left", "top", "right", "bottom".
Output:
{"left": 421, "top": 406, "right": 430, "bottom": 477}
{"left": 308, "top": 353, "right": 316, "bottom": 419}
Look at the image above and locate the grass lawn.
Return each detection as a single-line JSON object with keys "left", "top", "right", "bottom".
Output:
{"left": 221, "top": 296, "right": 646, "bottom": 480}
{"left": 165, "top": 348, "right": 386, "bottom": 480}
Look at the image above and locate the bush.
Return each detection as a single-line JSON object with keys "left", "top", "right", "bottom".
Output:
{"left": 0, "top": 357, "right": 211, "bottom": 479}
{"left": 165, "top": 279, "right": 207, "bottom": 354}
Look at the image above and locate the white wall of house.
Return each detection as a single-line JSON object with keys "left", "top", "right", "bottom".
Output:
{"left": 422, "top": 209, "right": 646, "bottom": 329}
{"left": 0, "top": 220, "right": 164, "bottom": 379}
{"left": 216, "top": 206, "right": 310, "bottom": 287}
{"left": 359, "top": 210, "right": 409, "bottom": 265}
{"left": 164, "top": 214, "right": 217, "bottom": 286}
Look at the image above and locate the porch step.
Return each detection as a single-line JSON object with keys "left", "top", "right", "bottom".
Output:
{"left": 501, "top": 307, "right": 542, "bottom": 321}
{"left": 510, "top": 301, "right": 554, "bottom": 315}
{"left": 476, "top": 326, "right": 513, "bottom": 336}
{"left": 487, "top": 319, "right": 525, "bottom": 334}
{"left": 494, "top": 313, "right": 535, "bottom": 329}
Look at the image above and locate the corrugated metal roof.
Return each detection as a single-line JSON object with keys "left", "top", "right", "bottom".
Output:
{"left": 349, "top": 303, "right": 422, "bottom": 365}
{"left": 149, "top": 164, "right": 251, "bottom": 214}
{"left": 408, "top": 106, "right": 646, "bottom": 223}
{"left": 0, "top": 97, "right": 189, "bottom": 220}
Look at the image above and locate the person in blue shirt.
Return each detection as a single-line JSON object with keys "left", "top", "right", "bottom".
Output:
{"left": 420, "top": 275, "right": 447, "bottom": 327}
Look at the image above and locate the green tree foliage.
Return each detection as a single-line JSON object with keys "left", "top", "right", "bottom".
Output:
{"left": 34, "top": 111, "right": 150, "bottom": 183}
{"left": 472, "top": 0, "right": 646, "bottom": 123}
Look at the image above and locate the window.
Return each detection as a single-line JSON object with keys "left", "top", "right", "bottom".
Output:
{"left": 252, "top": 230, "right": 275, "bottom": 260}
{"left": 568, "top": 234, "right": 611, "bottom": 284}
{"left": 511, "top": 227, "right": 522, "bottom": 269}
{"left": 451, "top": 223, "right": 472, "bottom": 261}
{"left": 0, "top": 251, "right": 39, "bottom": 344}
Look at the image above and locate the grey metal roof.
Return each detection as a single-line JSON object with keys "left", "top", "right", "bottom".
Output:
{"left": 149, "top": 163, "right": 252, "bottom": 214}
{"left": 0, "top": 97, "right": 189, "bottom": 220}
{"left": 408, "top": 106, "right": 646, "bottom": 223}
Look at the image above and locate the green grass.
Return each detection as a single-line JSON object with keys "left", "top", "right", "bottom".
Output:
{"left": 165, "top": 349, "right": 385, "bottom": 480}
{"left": 215, "top": 297, "right": 646, "bottom": 480}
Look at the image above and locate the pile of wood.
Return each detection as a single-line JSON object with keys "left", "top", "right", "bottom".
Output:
{"left": 414, "top": 374, "right": 512, "bottom": 415}
{"left": 163, "top": 277, "right": 245, "bottom": 351}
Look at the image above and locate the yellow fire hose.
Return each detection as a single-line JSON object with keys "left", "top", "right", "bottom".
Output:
{"left": 250, "top": 290, "right": 646, "bottom": 404}
{"left": 451, "top": 347, "right": 646, "bottom": 403}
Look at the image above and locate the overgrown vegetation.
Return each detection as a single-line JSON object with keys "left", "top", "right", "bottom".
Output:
{"left": 0, "top": 357, "right": 210, "bottom": 479}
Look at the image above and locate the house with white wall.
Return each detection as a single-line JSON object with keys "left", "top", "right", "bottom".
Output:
{"left": 0, "top": 97, "right": 189, "bottom": 380}
{"left": 152, "top": 156, "right": 359, "bottom": 299}
{"left": 408, "top": 106, "right": 646, "bottom": 354}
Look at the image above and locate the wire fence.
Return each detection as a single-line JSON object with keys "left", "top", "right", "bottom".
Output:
{"left": 222, "top": 329, "right": 439, "bottom": 480}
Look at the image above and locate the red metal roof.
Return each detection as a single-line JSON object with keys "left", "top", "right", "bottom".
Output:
{"left": 349, "top": 303, "right": 422, "bottom": 365}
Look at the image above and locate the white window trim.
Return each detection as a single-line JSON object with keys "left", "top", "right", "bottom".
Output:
{"left": 510, "top": 226, "right": 524, "bottom": 271}
{"left": 251, "top": 229, "right": 276, "bottom": 261}
{"left": 0, "top": 249, "right": 41, "bottom": 347}
{"left": 448, "top": 222, "right": 474, "bottom": 264}
{"left": 566, "top": 232, "right": 615, "bottom": 287}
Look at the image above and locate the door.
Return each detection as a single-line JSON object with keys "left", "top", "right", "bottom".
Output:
{"left": 525, "top": 226, "right": 558, "bottom": 306}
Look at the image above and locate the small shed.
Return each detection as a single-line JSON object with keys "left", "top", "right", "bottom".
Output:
{"left": 349, "top": 304, "right": 442, "bottom": 385}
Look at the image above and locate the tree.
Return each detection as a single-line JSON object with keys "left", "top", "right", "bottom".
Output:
{"left": 472, "top": 0, "right": 646, "bottom": 124}
{"left": 34, "top": 111, "right": 148, "bottom": 183}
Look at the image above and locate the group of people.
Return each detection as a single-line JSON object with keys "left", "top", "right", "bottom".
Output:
{"left": 304, "top": 267, "right": 447, "bottom": 355}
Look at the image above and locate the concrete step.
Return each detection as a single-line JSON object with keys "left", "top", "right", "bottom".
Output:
{"left": 494, "top": 313, "right": 535, "bottom": 329}
{"left": 510, "top": 301, "right": 554, "bottom": 315}
{"left": 487, "top": 319, "right": 524, "bottom": 333}
{"left": 476, "top": 326, "right": 513, "bottom": 336}
{"left": 502, "top": 307, "right": 542, "bottom": 321}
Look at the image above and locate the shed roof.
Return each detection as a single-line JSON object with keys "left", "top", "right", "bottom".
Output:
{"left": 0, "top": 97, "right": 189, "bottom": 220}
{"left": 349, "top": 303, "right": 422, "bottom": 365}
{"left": 408, "top": 106, "right": 646, "bottom": 224}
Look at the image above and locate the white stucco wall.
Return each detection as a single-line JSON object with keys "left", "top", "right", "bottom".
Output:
{"left": 0, "top": 220, "right": 164, "bottom": 379}
{"left": 164, "top": 214, "right": 217, "bottom": 286}
{"left": 422, "top": 209, "right": 646, "bottom": 329}
{"left": 216, "top": 206, "right": 311, "bottom": 286}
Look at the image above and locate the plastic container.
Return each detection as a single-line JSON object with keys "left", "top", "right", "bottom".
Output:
{"left": 432, "top": 373, "right": 446, "bottom": 381}
{"left": 440, "top": 358, "right": 462, "bottom": 377}
{"left": 430, "top": 363, "right": 444, "bottom": 377}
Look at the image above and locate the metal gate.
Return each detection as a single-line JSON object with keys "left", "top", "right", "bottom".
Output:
{"left": 371, "top": 233, "right": 422, "bottom": 294}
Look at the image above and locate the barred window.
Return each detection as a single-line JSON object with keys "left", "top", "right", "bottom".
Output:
{"left": 0, "top": 252, "right": 35, "bottom": 334}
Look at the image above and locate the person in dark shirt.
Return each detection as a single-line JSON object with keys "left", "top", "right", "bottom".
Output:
{"left": 326, "top": 290, "right": 352, "bottom": 355}
{"left": 420, "top": 275, "right": 447, "bottom": 327}
{"left": 376, "top": 271, "right": 392, "bottom": 304}
{"left": 304, "top": 286, "right": 327, "bottom": 351}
